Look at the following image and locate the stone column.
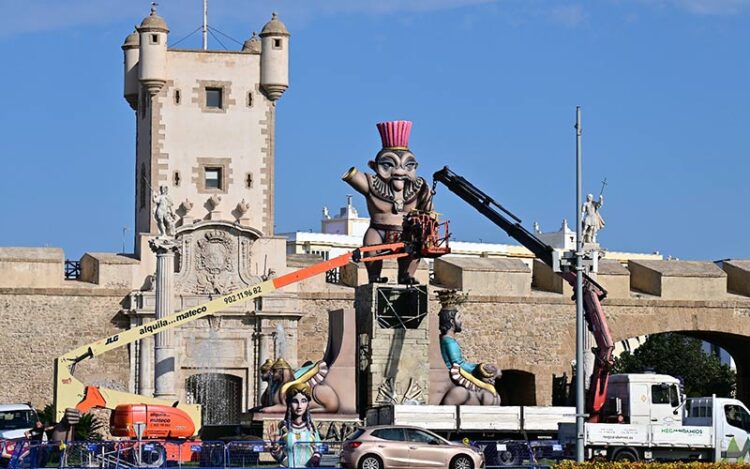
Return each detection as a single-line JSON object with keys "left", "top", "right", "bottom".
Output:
{"left": 139, "top": 329, "right": 155, "bottom": 397}
{"left": 256, "top": 321, "right": 270, "bottom": 401}
{"left": 149, "top": 238, "right": 178, "bottom": 400}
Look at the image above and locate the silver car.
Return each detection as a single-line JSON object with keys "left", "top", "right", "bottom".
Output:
{"left": 340, "top": 425, "right": 484, "bottom": 469}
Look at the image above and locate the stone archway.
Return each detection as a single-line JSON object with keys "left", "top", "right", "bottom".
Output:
{"left": 612, "top": 329, "right": 750, "bottom": 405}
{"left": 186, "top": 373, "right": 243, "bottom": 425}
{"left": 683, "top": 331, "right": 746, "bottom": 401}
{"left": 496, "top": 369, "right": 536, "bottom": 405}
{"left": 589, "top": 299, "right": 750, "bottom": 406}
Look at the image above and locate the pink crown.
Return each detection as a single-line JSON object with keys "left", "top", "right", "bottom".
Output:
{"left": 376, "top": 120, "right": 412, "bottom": 150}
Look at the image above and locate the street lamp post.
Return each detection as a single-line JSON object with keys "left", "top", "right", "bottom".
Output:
{"left": 574, "top": 106, "right": 585, "bottom": 462}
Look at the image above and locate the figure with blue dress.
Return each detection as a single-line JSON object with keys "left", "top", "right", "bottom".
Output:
{"left": 437, "top": 290, "right": 502, "bottom": 405}
{"left": 270, "top": 383, "right": 322, "bottom": 467}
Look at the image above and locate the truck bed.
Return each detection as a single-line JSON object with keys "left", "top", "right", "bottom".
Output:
{"left": 368, "top": 405, "right": 575, "bottom": 433}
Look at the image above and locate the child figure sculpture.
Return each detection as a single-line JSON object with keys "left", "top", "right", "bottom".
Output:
{"left": 342, "top": 120, "right": 433, "bottom": 284}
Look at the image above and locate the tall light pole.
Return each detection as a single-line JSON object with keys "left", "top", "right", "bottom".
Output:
{"left": 574, "top": 106, "right": 585, "bottom": 462}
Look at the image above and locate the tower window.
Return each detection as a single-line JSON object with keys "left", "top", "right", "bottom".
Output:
{"left": 150, "top": 34, "right": 159, "bottom": 44}
{"left": 273, "top": 38, "right": 282, "bottom": 49}
{"left": 205, "top": 167, "right": 223, "bottom": 190}
{"left": 174, "top": 89, "right": 181, "bottom": 105}
{"left": 173, "top": 171, "right": 181, "bottom": 187}
{"left": 246, "top": 173, "right": 253, "bottom": 188}
{"left": 247, "top": 92, "right": 253, "bottom": 107}
{"left": 193, "top": 158, "right": 231, "bottom": 193}
{"left": 206, "top": 88, "right": 223, "bottom": 109}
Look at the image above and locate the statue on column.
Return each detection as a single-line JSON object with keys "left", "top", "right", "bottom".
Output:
{"left": 153, "top": 185, "right": 176, "bottom": 238}
{"left": 437, "top": 290, "right": 501, "bottom": 405}
{"left": 269, "top": 383, "right": 322, "bottom": 468}
{"left": 342, "top": 120, "right": 433, "bottom": 284}
{"left": 581, "top": 193, "right": 605, "bottom": 244}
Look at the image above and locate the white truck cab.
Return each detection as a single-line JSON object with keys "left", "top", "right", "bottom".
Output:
{"left": 0, "top": 404, "right": 38, "bottom": 440}
{"left": 604, "top": 374, "right": 683, "bottom": 425}
{"left": 686, "top": 397, "right": 750, "bottom": 462}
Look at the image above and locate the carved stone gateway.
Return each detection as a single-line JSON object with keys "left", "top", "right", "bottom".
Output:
{"left": 175, "top": 221, "right": 263, "bottom": 295}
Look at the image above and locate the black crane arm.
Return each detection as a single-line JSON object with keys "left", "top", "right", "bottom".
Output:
{"left": 433, "top": 166, "right": 607, "bottom": 292}
{"left": 432, "top": 165, "right": 614, "bottom": 421}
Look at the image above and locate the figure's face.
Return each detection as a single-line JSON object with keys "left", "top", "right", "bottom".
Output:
{"left": 160, "top": 186, "right": 168, "bottom": 195}
{"left": 35, "top": 421, "right": 43, "bottom": 429}
{"left": 289, "top": 392, "right": 309, "bottom": 418}
{"left": 453, "top": 311, "right": 463, "bottom": 333}
{"left": 271, "top": 368, "right": 285, "bottom": 382}
{"left": 370, "top": 150, "right": 419, "bottom": 191}
{"left": 587, "top": 194, "right": 593, "bottom": 202}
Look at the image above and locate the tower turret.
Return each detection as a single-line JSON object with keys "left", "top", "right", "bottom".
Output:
{"left": 242, "top": 32, "right": 261, "bottom": 54}
{"left": 137, "top": 4, "right": 169, "bottom": 96}
{"left": 122, "top": 30, "right": 140, "bottom": 110}
{"left": 259, "top": 12, "right": 289, "bottom": 101}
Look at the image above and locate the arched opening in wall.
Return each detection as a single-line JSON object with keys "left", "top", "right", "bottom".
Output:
{"left": 496, "top": 369, "right": 536, "bottom": 405}
{"left": 613, "top": 331, "right": 742, "bottom": 402}
{"left": 185, "top": 373, "right": 242, "bottom": 425}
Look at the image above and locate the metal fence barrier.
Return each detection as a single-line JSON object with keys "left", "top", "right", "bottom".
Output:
{"left": 1, "top": 439, "right": 347, "bottom": 469}
{"left": 2, "top": 438, "right": 560, "bottom": 469}
{"left": 470, "top": 439, "right": 562, "bottom": 468}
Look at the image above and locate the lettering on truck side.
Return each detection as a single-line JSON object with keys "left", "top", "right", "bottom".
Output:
{"left": 660, "top": 428, "right": 705, "bottom": 435}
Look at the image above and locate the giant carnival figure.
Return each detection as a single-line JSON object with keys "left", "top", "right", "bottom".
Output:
{"left": 342, "top": 120, "right": 433, "bottom": 284}
{"left": 270, "top": 383, "right": 322, "bottom": 468}
{"left": 437, "top": 290, "right": 502, "bottom": 405}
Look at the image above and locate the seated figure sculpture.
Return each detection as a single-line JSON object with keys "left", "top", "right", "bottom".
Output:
{"left": 437, "top": 290, "right": 501, "bottom": 405}
{"left": 260, "top": 358, "right": 340, "bottom": 414}
{"left": 258, "top": 358, "right": 275, "bottom": 407}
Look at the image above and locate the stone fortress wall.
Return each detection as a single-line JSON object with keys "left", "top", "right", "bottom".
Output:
{"left": 4, "top": 245, "right": 750, "bottom": 408}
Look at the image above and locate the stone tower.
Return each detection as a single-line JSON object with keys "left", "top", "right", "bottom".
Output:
{"left": 121, "top": 7, "right": 296, "bottom": 417}
{"left": 123, "top": 6, "right": 290, "bottom": 256}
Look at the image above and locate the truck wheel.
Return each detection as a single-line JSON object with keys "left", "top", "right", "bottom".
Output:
{"left": 498, "top": 448, "right": 520, "bottom": 466}
{"left": 358, "top": 454, "right": 383, "bottom": 469}
{"left": 611, "top": 448, "right": 639, "bottom": 462}
{"left": 450, "top": 454, "right": 474, "bottom": 469}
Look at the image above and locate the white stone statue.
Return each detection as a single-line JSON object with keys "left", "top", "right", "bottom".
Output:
{"left": 153, "top": 185, "right": 176, "bottom": 238}
{"left": 581, "top": 193, "right": 605, "bottom": 244}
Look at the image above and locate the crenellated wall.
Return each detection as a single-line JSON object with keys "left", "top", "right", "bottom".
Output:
{"left": 4, "top": 248, "right": 750, "bottom": 411}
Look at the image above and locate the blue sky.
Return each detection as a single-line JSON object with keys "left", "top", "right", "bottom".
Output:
{"left": 0, "top": 0, "right": 748, "bottom": 261}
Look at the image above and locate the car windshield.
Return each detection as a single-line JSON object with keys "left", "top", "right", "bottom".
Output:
{"left": 0, "top": 410, "right": 36, "bottom": 431}
{"left": 346, "top": 428, "right": 366, "bottom": 441}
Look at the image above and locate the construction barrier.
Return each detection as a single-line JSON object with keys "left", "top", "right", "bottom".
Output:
{"left": 1, "top": 438, "right": 558, "bottom": 468}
